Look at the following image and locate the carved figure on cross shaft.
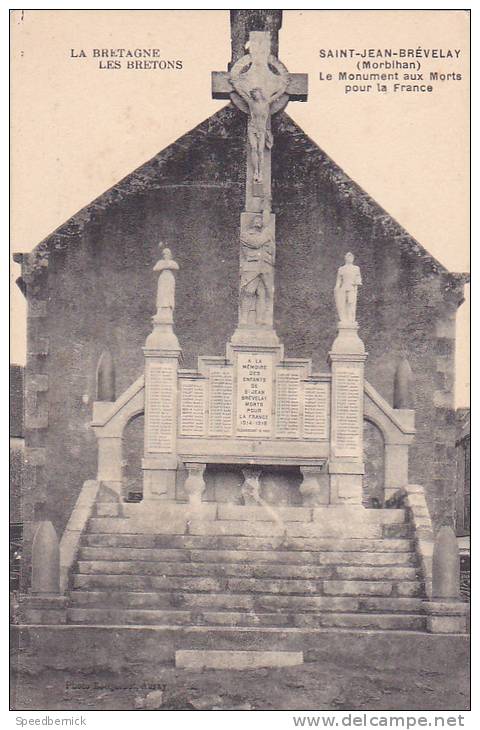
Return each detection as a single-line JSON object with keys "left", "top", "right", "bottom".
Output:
{"left": 239, "top": 213, "right": 274, "bottom": 326}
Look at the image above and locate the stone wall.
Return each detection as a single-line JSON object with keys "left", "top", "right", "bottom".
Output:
{"left": 10, "top": 365, "right": 24, "bottom": 525}
{"left": 18, "top": 106, "right": 465, "bottom": 576}
{"left": 455, "top": 408, "right": 470, "bottom": 536}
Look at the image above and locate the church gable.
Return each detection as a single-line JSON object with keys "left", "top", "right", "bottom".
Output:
{"left": 20, "top": 105, "right": 246, "bottom": 277}
{"left": 272, "top": 113, "right": 461, "bottom": 282}
{"left": 20, "top": 108, "right": 464, "bottom": 294}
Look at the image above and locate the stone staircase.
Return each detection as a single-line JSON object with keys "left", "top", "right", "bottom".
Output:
{"left": 66, "top": 498, "right": 427, "bottom": 631}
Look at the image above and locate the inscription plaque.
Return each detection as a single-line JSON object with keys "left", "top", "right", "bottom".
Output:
{"left": 303, "top": 382, "right": 329, "bottom": 440}
{"left": 275, "top": 369, "right": 301, "bottom": 438}
{"left": 146, "top": 363, "right": 175, "bottom": 453}
{"left": 208, "top": 367, "right": 234, "bottom": 436}
{"left": 333, "top": 367, "right": 362, "bottom": 458}
{"left": 236, "top": 352, "right": 273, "bottom": 436}
{"left": 179, "top": 379, "right": 206, "bottom": 437}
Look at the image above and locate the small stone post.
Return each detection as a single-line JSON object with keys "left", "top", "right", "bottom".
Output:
{"left": 423, "top": 525, "right": 468, "bottom": 633}
{"left": 393, "top": 354, "right": 413, "bottom": 409}
{"left": 32, "top": 520, "right": 60, "bottom": 594}
{"left": 23, "top": 520, "right": 67, "bottom": 624}
{"left": 96, "top": 349, "right": 116, "bottom": 402}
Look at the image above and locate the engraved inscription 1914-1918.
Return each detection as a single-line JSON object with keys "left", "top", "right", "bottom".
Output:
{"left": 236, "top": 352, "right": 273, "bottom": 436}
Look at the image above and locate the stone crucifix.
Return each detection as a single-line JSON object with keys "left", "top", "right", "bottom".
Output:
{"left": 212, "top": 30, "right": 308, "bottom": 337}
{"left": 212, "top": 31, "right": 308, "bottom": 206}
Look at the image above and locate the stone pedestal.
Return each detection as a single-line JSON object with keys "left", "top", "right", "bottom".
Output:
{"left": 299, "top": 465, "right": 329, "bottom": 506}
{"left": 384, "top": 440, "right": 412, "bottom": 502}
{"left": 142, "top": 316, "right": 182, "bottom": 501}
{"left": 95, "top": 433, "right": 123, "bottom": 496}
{"left": 328, "top": 322, "right": 367, "bottom": 505}
{"left": 184, "top": 463, "right": 206, "bottom": 506}
{"left": 423, "top": 525, "right": 468, "bottom": 634}
{"left": 230, "top": 325, "right": 280, "bottom": 348}
{"left": 22, "top": 594, "right": 67, "bottom": 625}
{"left": 423, "top": 601, "right": 468, "bottom": 634}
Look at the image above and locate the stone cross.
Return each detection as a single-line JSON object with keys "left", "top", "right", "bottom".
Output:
{"left": 212, "top": 31, "right": 308, "bottom": 207}
{"left": 212, "top": 30, "right": 307, "bottom": 338}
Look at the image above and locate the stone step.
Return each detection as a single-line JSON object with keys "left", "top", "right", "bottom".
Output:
{"left": 216, "top": 505, "right": 312, "bottom": 522}
{"left": 87, "top": 517, "right": 409, "bottom": 539}
{"left": 383, "top": 524, "right": 413, "bottom": 539}
{"left": 120, "top": 502, "right": 406, "bottom": 522}
{"left": 87, "top": 518, "right": 182, "bottom": 535}
{"left": 76, "top": 559, "right": 418, "bottom": 582}
{"left": 78, "top": 545, "right": 415, "bottom": 566}
{"left": 67, "top": 606, "right": 426, "bottom": 631}
{"left": 73, "top": 560, "right": 410, "bottom": 581}
{"left": 215, "top": 504, "right": 405, "bottom": 525}
{"left": 69, "top": 590, "right": 356, "bottom": 612}
{"left": 187, "top": 520, "right": 384, "bottom": 539}
{"left": 69, "top": 589, "right": 424, "bottom": 615}
{"left": 72, "top": 572, "right": 423, "bottom": 597}
{"left": 75, "top": 560, "right": 334, "bottom": 580}
{"left": 118, "top": 502, "right": 405, "bottom": 525}
{"left": 83, "top": 533, "right": 414, "bottom": 553}
{"left": 323, "top": 580, "right": 423, "bottom": 597}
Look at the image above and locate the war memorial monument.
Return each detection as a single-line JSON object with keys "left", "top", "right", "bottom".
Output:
{"left": 12, "top": 9, "right": 469, "bottom": 711}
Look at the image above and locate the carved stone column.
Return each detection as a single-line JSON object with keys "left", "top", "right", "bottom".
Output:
{"left": 143, "top": 247, "right": 182, "bottom": 501}
{"left": 184, "top": 463, "right": 206, "bottom": 506}
{"left": 328, "top": 253, "right": 367, "bottom": 506}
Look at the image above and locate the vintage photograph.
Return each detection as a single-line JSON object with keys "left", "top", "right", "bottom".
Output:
{"left": 10, "top": 9, "right": 470, "bottom": 713}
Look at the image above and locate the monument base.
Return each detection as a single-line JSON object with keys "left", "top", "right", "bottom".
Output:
{"left": 142, "top": 456, "right": 177, "bottom": 501}
{"left": 144, "top": 319, "right": 181, "bottom": 351}
{"left": 329, "top": 473, "right": 364, "bottom": 505}
{"left": 330, "top": 322, "right": 365, "bottom": 356}
{"left": 22, "top": 595, "right": 67, "bottom": 625}
{"left": 230, "top": 324, "right": 280, "bottom": 347}
{"left": 423, "top": 601, "right": 469, "bottom": 634}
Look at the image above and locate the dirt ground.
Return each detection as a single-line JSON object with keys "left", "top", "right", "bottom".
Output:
{"left": 10, "top": 660, "right": 470, "bottom": 712}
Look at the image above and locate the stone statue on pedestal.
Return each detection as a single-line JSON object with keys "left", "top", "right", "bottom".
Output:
{"left": 239, "top": 213, "right": 274, "bottom": 326}
{"left": 154, "top": 246, "right": 179, "bottom": 322}
{"left": 334, "top": 252, "right": 362, "bottom": 324}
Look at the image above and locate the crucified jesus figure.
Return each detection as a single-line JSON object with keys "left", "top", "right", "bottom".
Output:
{"left": 246, "top": 87, "right": 272, "bottom": 184}
{"left": 231, "top": 78, "right": 286, "bottom": 184}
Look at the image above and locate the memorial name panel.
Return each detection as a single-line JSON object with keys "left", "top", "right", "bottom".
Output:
{"left": 275, "top": 369, "right": 301, "bottom": 438}
{"left": 236, "top": 353, "right": 273, "bottom": 437}
{"left": 303, "top": 382, "right": 329, "bottom": 440}
{"left": 208, "top": 367, "right": 234, "bottom": 437}
{"left": 146, "top": 363, "right": 175, "bottom": 453}
{"left": 179, "top": 379, "right": 206, "bottom": 437}
{"left": 333, "top": 367, "right": 363, "bottom": 458}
